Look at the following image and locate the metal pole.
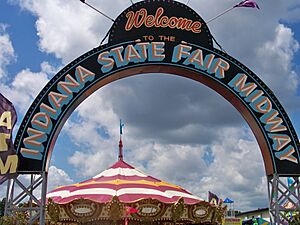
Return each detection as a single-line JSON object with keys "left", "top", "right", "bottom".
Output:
{"left": 9, "top": 178, "right": 15, "bottom": 215}
{"left": 274, "top": 174, "right": 280, "bottom": 225}
{"left": 206, "top": 6, "right": 235, "bottom": 24}
{"left": 29, "top": 175, "right": 32, "bottom": 219}
{"left": 4, "top": 179, "right": 11, "bottom": 216}
{"left": 39, "top": 172, "right": 48, "bottom": 225}
{"left": 80, "top": 0, "right": 115, "bottom": 22}
{"left": 269, "top": 175, "right": 276, "bottom": 224}
{"left": 296, "top": 177, "right": 300, "bottom": 206}
{"left": 267, "top": 176, "right": 274, "bottom": 224}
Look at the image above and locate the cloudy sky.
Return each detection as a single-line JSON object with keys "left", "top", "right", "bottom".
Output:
{"left": 0, "top": 0, "right": 300, "bottom": 212}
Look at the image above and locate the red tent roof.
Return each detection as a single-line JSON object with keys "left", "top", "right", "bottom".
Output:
{"left": 47, "top": 160, "right": 203, "bottom": 205}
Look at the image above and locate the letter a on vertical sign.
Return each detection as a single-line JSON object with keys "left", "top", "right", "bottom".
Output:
{"left": 0, "top": 93, "right": 18, "bottom": 184}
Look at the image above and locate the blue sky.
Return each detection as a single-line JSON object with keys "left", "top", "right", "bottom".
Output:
{"left": 0, "top": 0, "right": 300, "bottom": 212}
{"left": 0, "top": 1, "right": 59, "bottom": 75}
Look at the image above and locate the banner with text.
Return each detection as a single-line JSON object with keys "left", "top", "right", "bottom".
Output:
{"left": 0, "top": 93, "right": 18, "bottom": 184}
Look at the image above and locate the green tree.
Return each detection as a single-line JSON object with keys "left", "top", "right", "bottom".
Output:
{"left": 0, "top": 198, "right": 5, "bottom": 217}
{"left": 289, "top": 212, "right": 300, "bottom": 225}
{"left": 0, "top": 211, "right": 28, "bottom": 225}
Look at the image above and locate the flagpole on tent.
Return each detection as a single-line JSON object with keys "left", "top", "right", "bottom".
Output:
{"left": 79, "top": 0, "right": 115, "bottom": 22}
{"left": 119, "top": 120, "right": 125, "bottom": 161}
{"left": 129, "top": 0, "right": 134, "bottom": 4}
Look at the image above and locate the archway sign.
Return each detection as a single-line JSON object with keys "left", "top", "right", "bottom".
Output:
{"left": 14, "top": 0, "right": 300, "bottom": 175}
{"left": 5, "top": 0, "right": 300, "bottom": 224}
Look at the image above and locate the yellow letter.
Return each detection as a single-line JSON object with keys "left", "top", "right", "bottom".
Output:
{"left": 0, "top": 133, "right": 10, "bottom": 152}
{"left": 0, "top": 111, "right": 12, "bottom": 129}
{"left": 0, "top": 155, "right": 18, "bottom": 175}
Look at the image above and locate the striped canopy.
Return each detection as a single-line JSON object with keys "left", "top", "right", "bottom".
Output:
{"left": 47, "top": 160, "right": 203, "bottom": 205}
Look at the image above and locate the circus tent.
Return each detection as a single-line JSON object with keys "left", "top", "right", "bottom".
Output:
{"left": 46, "top": 138, "right": 225, "bottom": 225}
{"left": 47, "top": 160, "right": 202, "bottom": 205}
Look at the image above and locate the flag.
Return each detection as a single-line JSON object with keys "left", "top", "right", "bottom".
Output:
{"left": 0, "top": 93, "right": 18, "bottom": 184}
{"left": 208, "top": 191, "right": 220, "bottom": 205}
{"left": 234, "top": 0, "right": 260, "bottom": 9}
{"left": 120, "top": 119, "right": 125, "bottom": 135}
{"left": 223, "top": 197, "right": 234, "bottom": 203}
{"left": 287, "top": 177, "right": 294, "bottom": 188}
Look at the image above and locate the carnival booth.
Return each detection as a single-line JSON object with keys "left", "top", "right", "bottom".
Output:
{"left": 46, "top": 139, "right": 225, "bottom": 225}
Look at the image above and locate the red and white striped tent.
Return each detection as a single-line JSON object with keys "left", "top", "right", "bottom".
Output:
{"left": 47, "top": 159, "right": 202, "bottom": 205}
{"left": 46, "top": 140, "right": 225, "bottom": 224}
{"left": 47, "top": 135, "right": 225, "bottom": 225}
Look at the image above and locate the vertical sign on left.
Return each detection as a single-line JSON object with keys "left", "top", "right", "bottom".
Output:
{"left": 0, "top": 93, "right": 18, "bottom": 184}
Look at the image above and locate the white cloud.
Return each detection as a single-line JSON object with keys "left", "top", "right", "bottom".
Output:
{"left": 64, "top": 91, "right": 121, "bottom": 177}
{"left": 145, "top": 144, "right": 208, "bottom": 183}
{"left": 0, "top": 23, "right": 57, "bottom": 116}
{"left": 17, "top": 0, "right": 129, "bottom": 63}
{"left": 0, "top": 62, "right": 53, "bottom": 113}
{"left": 129, "top": 127, "right": 268, "bottom": 211}
{"left": 68, "top": 149, "right": 115, "bottom": 178}
{"left": 197, "top": 128, "right": 268, "bottom": 210}
{"left": 256, "top": 24, "right": 299, "bottom": 104}
{"left": 48, "top": 166, "right": 74, "bottom": 191}
{"left": 0, "top": 24, "right": 16, "bottom": 80}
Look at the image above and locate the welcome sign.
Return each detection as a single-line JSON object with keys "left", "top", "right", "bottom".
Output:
{"left": 11, "top": 0, "right": 300, "bottom": 176}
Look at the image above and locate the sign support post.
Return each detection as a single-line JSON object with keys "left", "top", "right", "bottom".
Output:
{"left": 4, "top": 178, "right": 11, "bottom": 216}
{"left": 40, "top": 171, "right": 48, "bottom": 225}
{"left": 4, "top": 173, "right": 48, "bottom": 225}
{"left": 268, "top": 174, "right": 300, "bottom": 224}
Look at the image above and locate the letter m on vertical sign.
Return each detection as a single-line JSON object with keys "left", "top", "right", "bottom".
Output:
{"left": 0, "top": 93, "right": 18, "bottom": 184}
